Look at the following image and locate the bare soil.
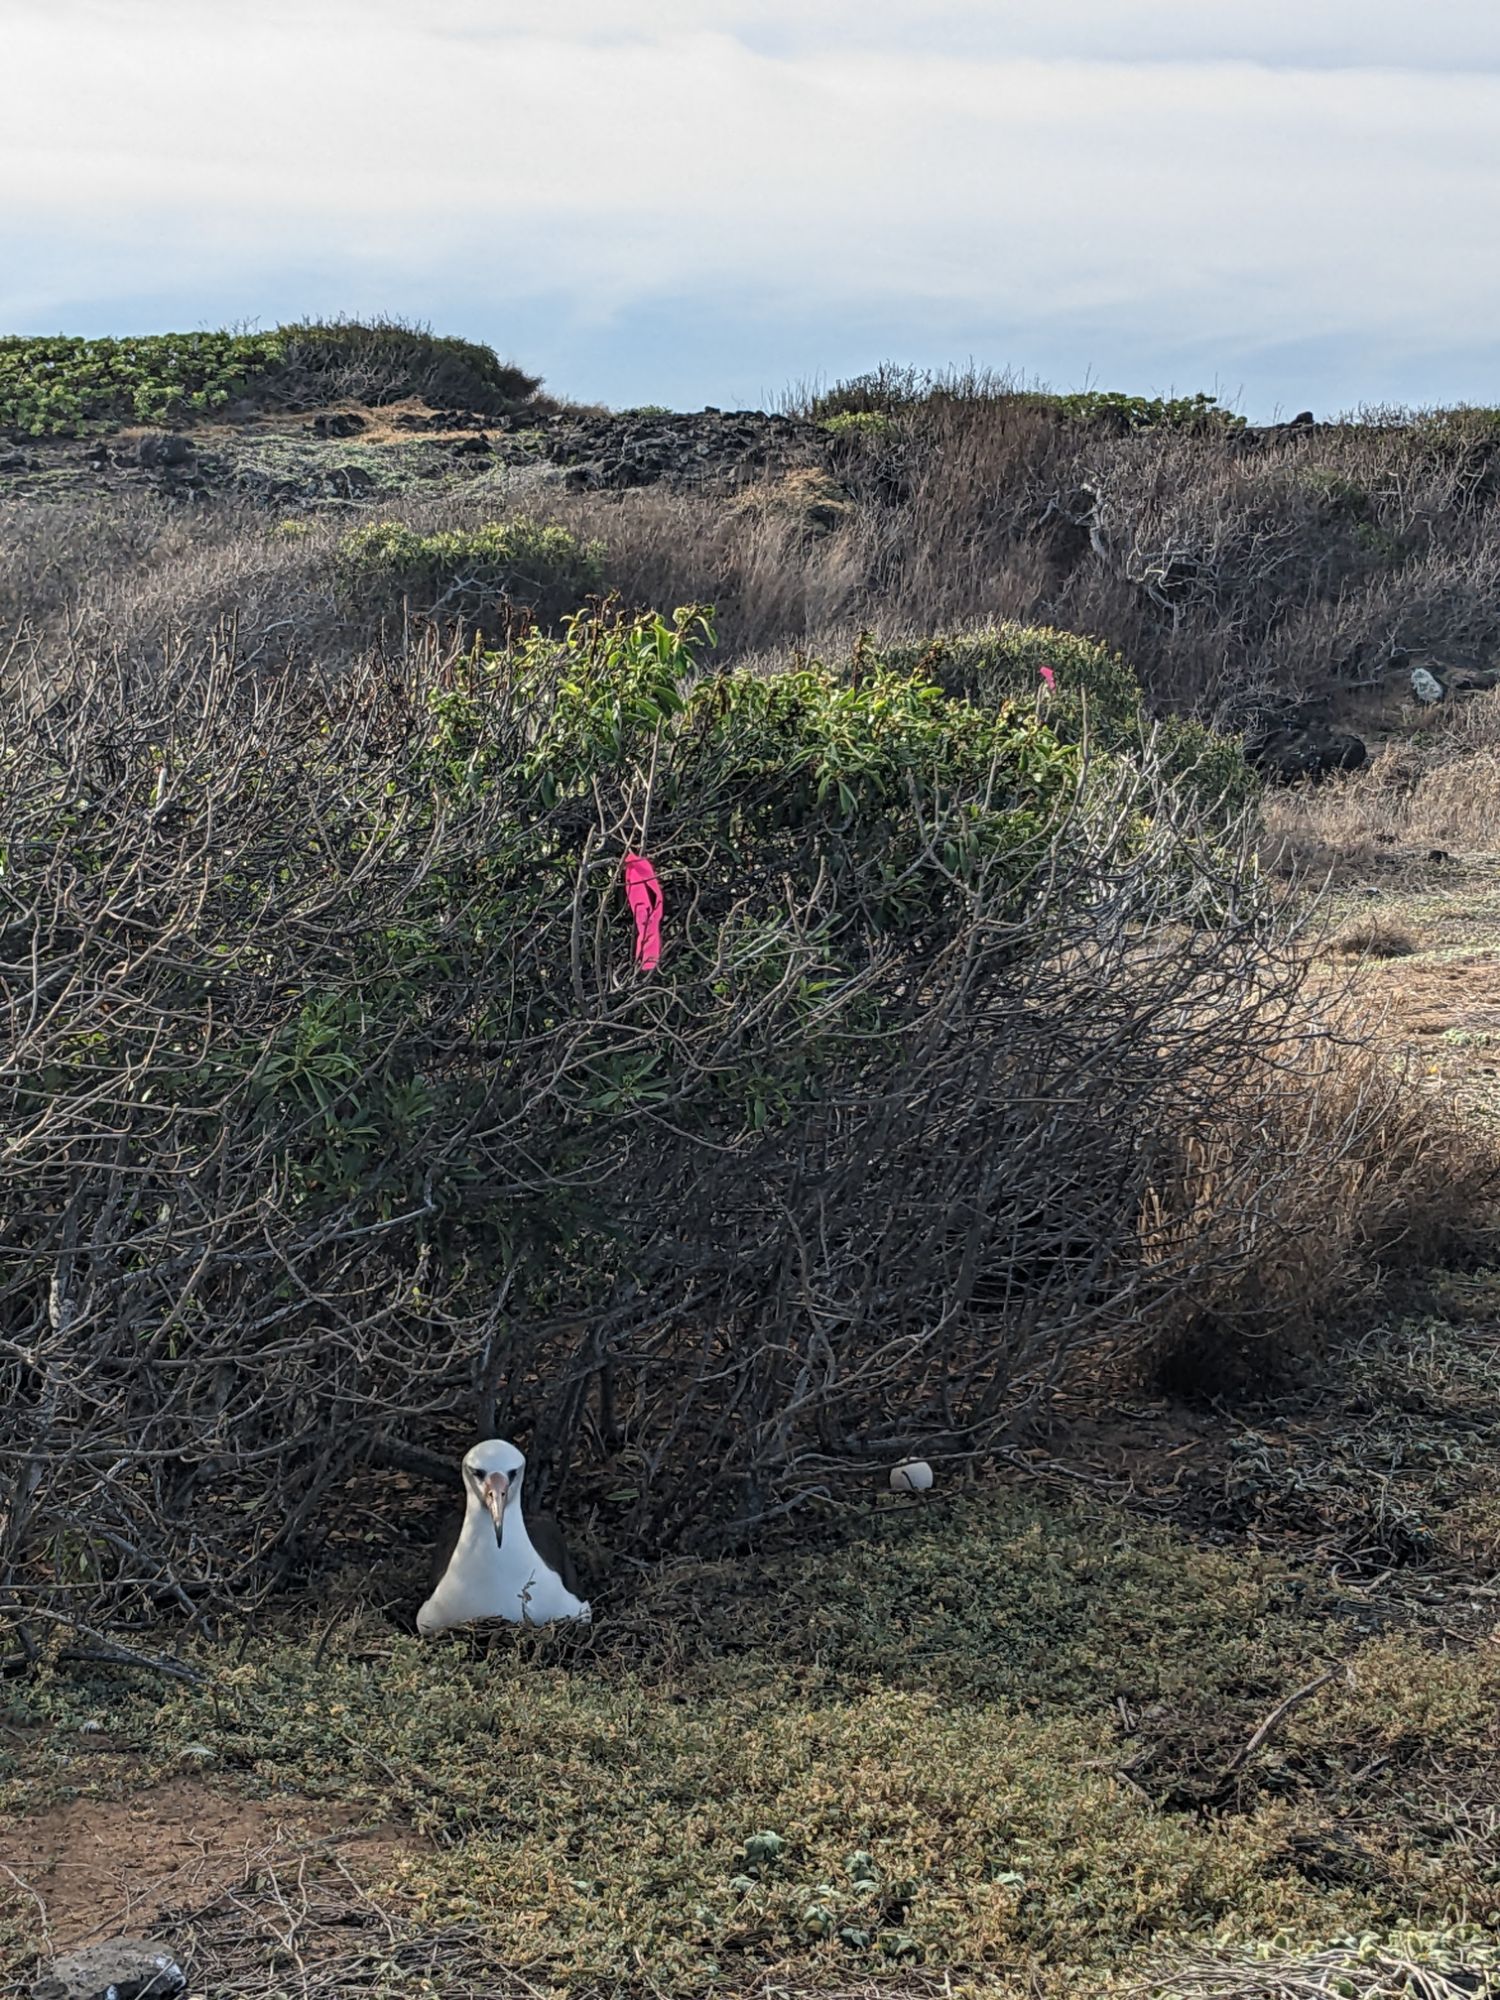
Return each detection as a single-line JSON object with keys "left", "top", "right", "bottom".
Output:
{"left": 0, "top": 1775, "right": 415, "bottom": 1956}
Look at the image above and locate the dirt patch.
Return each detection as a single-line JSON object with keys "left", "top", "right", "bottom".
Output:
{"left": 0, "top": 1777, "right": 414, "bottom": 1958}
{"left": 1348, "top": 947, "right": 1500, "bottom": 1115}
{"left": 1361, "top": 946, "right": 1500, "bottom": 1032}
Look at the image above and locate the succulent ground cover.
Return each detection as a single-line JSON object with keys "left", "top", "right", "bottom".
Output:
{"left": 0, "top": 322, "right": 542, "bottom": 438}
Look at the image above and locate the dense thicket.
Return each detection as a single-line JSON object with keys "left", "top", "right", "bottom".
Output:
{"left": 3, "top": 602, "right": 1482, "bottom": 1658}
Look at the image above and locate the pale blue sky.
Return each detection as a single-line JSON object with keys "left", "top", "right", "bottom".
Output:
{"left": 3, "top": 0, "right": 1498, "bottom": 417}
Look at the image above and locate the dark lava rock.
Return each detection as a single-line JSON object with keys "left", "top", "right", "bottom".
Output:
{"left": 312, "top": 410, "right": 366, "bottom": 438}
{"left": 1246, "top": 724, "right": 1367, "bottom": 783}
{"left": 32, "top": 1937, "right": 185, "bottom": 2000}
{"left": 325, "top": 464, "right": 377, "bottom": 497}
{"left": 0, "top": 449, "right": 28, "bottom": 471}
{"left": 1241, "top": 409, "right": 1326, "bottom": 450}
{"left": 450, "top": 433, "right": 492, "bottom": 456}
{"left": 508, "top": 407, "right": 826, "bottom": 493}
{"left": 136, "top": 432, "right": 195, "bottom": 469}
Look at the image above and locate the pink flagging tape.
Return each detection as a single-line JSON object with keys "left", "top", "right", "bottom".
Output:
{"left": 623, "top": 853, "right": 664, "bottom": 970}
{"left": 1039, "top": 664, "right": 1057, "bottom": 689}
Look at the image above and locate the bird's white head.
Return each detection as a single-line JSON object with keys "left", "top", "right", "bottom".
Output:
{"left": 461, "top": 1438, "right": 526, "bottom": 1544}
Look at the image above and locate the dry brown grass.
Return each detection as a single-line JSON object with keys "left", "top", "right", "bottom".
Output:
{"left": 1141, "top": 1003, "right": 1498, "bottom": 1393}
{"left": 1329, "top": 917, "right": 1421, "bottom": 958}
{"left": 1264, "top": 688, "right": 1500, "bottom": 871}
{"left": 8, "top": 391, "right": 1500, "bottom": 727}
{"left": 1132, "top": 1940, "right": 1500, "bottom": 2000}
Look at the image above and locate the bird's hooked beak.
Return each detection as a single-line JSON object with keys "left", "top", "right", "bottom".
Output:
{"left": 480, "top": 1470, "right": 509, "bottom": 1545}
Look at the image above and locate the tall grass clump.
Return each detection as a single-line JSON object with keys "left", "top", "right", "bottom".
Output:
{"left": 0, "top": 605, "right": 1488, "bottom": 1655}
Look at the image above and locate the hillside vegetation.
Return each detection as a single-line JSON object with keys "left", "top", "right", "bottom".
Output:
{"left": 1, "top": 327, "right": 1498, "bottom": 2000}
{"left": 0, "top": 320, "right": 543, "bottom": 437}
{"left": 6, "top": 337, "right": 1500, "bottom": 760}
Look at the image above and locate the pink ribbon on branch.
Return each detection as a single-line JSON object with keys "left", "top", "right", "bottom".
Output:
{"left": 622, "top": 853, "right": 664, "bottom": 971}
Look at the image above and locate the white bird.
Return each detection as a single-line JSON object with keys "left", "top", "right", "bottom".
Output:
{"left": 417, "top": 1439, "right": 592, "bottom": 1635}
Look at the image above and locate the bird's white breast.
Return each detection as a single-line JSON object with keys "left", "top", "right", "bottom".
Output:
{"left": 418, "top": 1510, "right": 590, "bottom": 1634}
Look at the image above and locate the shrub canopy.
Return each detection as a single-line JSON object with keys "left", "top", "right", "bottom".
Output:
{"left": 0, "top": 606, "right": 1405, "bottom": 1646}
{"left": 336, "top": 517, "right": 604, "bottom": 628}
{"left": 877, "top": 624, "right": 1257, "bottom": 813}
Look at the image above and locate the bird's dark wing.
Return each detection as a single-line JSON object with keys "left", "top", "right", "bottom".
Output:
{"left": 427, "top": 1505, "right": 464, "bottom": 1594}
{"left": 527, "top": 1513, "right": 579, "bottom": 1595}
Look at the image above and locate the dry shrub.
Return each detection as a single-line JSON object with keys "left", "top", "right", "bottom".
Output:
{"left": 1143, "top": 1007, "right": 1496, "bottom": 1395}
{"left": 548, "top": 480, "right": 872, "bottom": 654}
{"left": 268, "top": 318, "right": 543, "bottom": 416}
{"left": 1330, "top": 918, "right": 1420, "bottom": 958}
{"left": 0, "top": 492, "right": 348, "bottom": 682}
{"left": 4, "top": 606, "right": 1480, "bottom": 1655}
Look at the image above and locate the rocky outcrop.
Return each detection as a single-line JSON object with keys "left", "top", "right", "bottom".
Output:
{"left": 31, "top": 1938, "right": 185, "bottom": 2000}
{"left": 135, "top": 432, "right": 195, "bottom": 469}
{"left": 1244, "top": 705, "right": 1368, "bottom": 784}
{"left": 391, "top": 404, "right": 825, "bottom": 489}
{"left": 528, "top": 408, "right": 825, "bottom": 491}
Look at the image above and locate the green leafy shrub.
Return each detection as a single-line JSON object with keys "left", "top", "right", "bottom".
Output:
{"left": 809, "top": 368, "right": 1243, "bottom": 435}
{"left": 1, "top": 603, "right": 1332, "bottom": 1636}
{"left": 1040, "top": 388, "right": 1245, "bottom": 434}
{"left": 820, "top": 410, "right": 897, "bottom": 442}
{"left": 334, "top": 517, "right": 604, "bottom": 627}
{"left": 877, "top": 625, "right": 1257, "bottom": 814}
{"left": 0, "top": 330, "right": 285, "bottom": 437}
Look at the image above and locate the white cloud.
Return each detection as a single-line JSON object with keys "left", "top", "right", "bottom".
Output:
{"left": 38, "top": 0, "right": 1497, "bottom": 68}
{"left": 2, "top": 3, "right": 1498, "bottom": 408}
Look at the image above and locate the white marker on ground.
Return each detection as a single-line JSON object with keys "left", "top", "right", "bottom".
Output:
{"left": 890, "top": 1460, "right": 933, "bottom": 1492}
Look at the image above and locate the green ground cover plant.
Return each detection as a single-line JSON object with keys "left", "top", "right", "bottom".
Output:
{"left": 335, "top": 515, "right": 604, "bottom": 625}
{"left": 0, "top": 320, "right": 541, "bottom": 438}
{"left": 6, "top": 1364, "right": 1499, "bottom": 1995}
{"left": 0, "top": 330, "right": 286, "bottom": 436}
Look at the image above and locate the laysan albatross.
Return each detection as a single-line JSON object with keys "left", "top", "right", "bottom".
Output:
{"left": 417, "top": 1438, "right": 592, "bottom": 1635}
